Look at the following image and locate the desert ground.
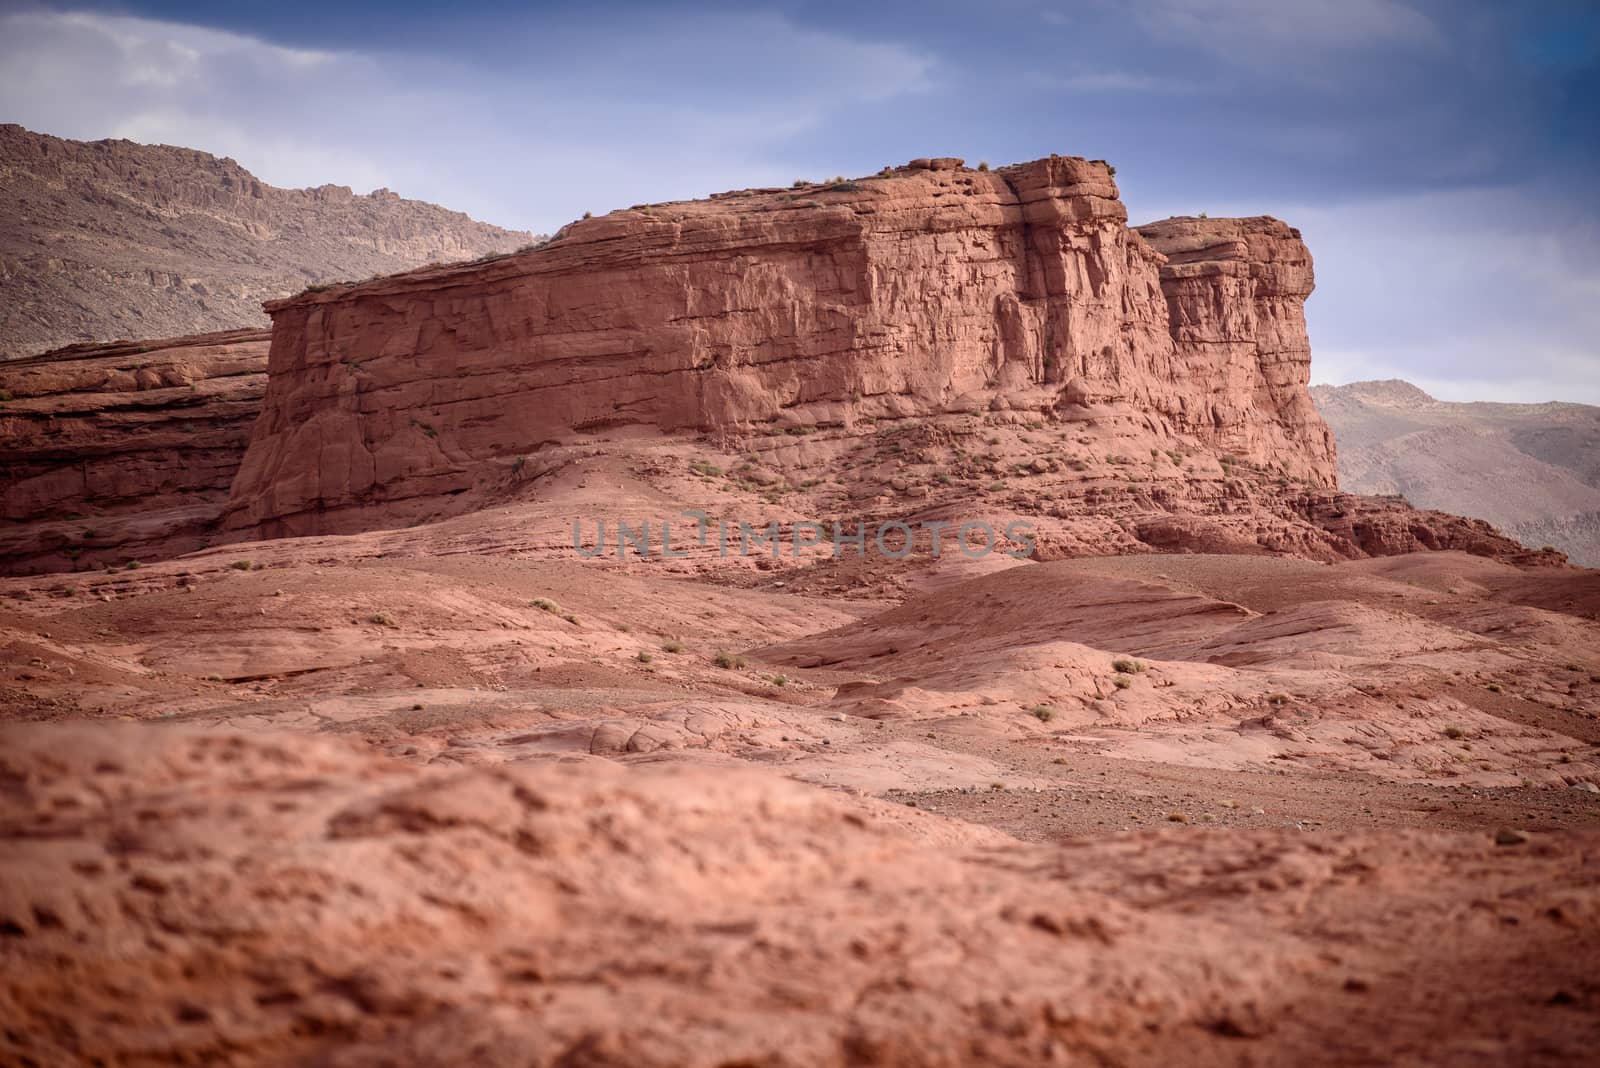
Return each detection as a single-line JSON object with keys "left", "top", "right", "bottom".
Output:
{"left": 4, "top": 426, "right": 1599, "bottom": 1066}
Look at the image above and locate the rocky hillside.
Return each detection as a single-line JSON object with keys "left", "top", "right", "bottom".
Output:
{"left": 1313, "top": 380, "right": 1600, "bottom": 565}
{"left": 0, "top": 124, "right": 535, "bottom": 356}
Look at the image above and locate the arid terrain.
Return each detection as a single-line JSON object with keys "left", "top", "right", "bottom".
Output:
{"left": 2, "top": 153, "right": 1597, "bottom": 1066}
{"left": 0, "top": 124, "right": 534, "bottom": 357}
{"left": 1314, "top": 379, "right": 1600, "bottom": 567}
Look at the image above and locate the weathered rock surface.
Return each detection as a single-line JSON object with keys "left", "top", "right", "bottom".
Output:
{"left": 1314, "top": 379, "right": 1600, "bottom": 565}
{"left": 0, "top": 124, "right": 535, "bottom": 356}
{"left": 224, "top": 156, "right": 1338, "bottom": 537}
{"left": 0, "top": 329, "right": 269, "bottom": 574}
{"left": 0, "top": 154, "right": 1557, "bottom": 576}
{"left": 2, "top": 721, "right": 1596, "bottom": 1067}
{"left": 1137, "top": 216, "right": 1334, "bottom": 481}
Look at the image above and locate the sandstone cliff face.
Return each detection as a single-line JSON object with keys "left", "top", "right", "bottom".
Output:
{"left": 0, "top": 124, "right": 535, "bottom": 356}
{"left": 0, "top": 330, "right": 269, "bottom": 574}
{"left": 0, "top": 153, "right": 1550, "bottom": 577}
{"left": 225, "top": 156, "right": 1335, "bottom": 536}
{"left": 1136, "top": 216, "right": 1334, "bottom": 481}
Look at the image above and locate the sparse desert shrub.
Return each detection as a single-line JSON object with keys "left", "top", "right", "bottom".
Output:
{"left": 1112, "top": 658, "right": 1144, "bottom": 674}
{"left": 1266, "top": 692, "right": 1292, "bottom": 707}
{"left": 124, "top": 561, "right": 141, "bottom": 571}
{"left": 1443, "top": 726, "right": 1465, "bottom": 739}
{"left": 531, "top": 597, "right": 559, "bottom": 612}
{"left": 689, "top": 460, "right": 722, "bottom": 477}
{"left": 977, "top": 161, "right": 990, "bottom": 171}
{"left": 1113, "top": 675, "right": 1133, "bottom": 690}
{"left": 1486, "top": 683, "right": 1502, "bottom": 693}
{"left": 582, "top": 210, "right": 593, "bottom": 219}
{"left": 793, "top": 178, "right": 809, "bottom": 188}
{"left": 0, "top": 389, "right": 11, "bottom": 402}
{"left": 637, "top": 651, "right": 653, "bottom": 663}
{"left": 714, "top": 650, "right": 747, "bottom": 670}
{"left": 369, "top": 612, "right": 397, "bottom": 627}
{"left": 561, "top": 612, "right": 577, "bottom": 624}
{"left": 771, "top": 674, "right": 788, "bottom": 687}
{"left": 662, "top": 639, "right": 685, "bottom": 653}
{"left": 1107, "top": 164, "right": 1117, "bottom": 176}
{"left": 1028, "top": 704, "right": 1054, "bottom": 722}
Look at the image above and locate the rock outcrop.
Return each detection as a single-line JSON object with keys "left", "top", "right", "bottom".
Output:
{"left": 0, "top": 330, "right": 269, "bottom": 573}
{"left": 1136, "top": 216, "right": 1334, "bottom": 480}
{"left": 225, "top": 156, "right": 1337, "bottom": 537}
{"left": 0, "top": 153, "right": 1556, "bottom": 575}
{"left": 0, "top": 124, "right": 536, "bottom": 356}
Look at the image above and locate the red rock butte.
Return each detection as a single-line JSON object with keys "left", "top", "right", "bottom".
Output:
{"left": 1, "top": 153, "right": 1552, "bottom": 574}
{"left": 226, "top": 155, "right": 1333, "bottom": 537}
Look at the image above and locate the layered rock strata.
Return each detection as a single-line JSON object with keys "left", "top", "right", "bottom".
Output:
{"left": 1136, "top": 216, "right": 1334, "bottom": 478}
{"left": 0, "top": 330, "right": 269, "bottom": 574}
{"left": 224, "top": 156, "right": 1338, "bottom": 537}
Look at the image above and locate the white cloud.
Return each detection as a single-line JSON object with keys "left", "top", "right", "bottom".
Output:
{"left": 1130, "top": 0, "right": 1440, "bottom": 51}
{"left": 0, "top": 8, "right": 934, "bottom": 233}
{"left": 1026, "top": 69, "right": 1195, "bottom": 93}
{"left": 1133, "top": 184, "right": 1600, "bottom": 405}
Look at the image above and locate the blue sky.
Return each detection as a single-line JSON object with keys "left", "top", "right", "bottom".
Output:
{"left": 1, "top": 0, "right": 1596, "bottom": 401}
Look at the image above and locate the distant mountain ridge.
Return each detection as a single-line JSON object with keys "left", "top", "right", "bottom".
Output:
{"left": 1313, "top": 379, "right": 1600, "bottom": 565}
{"left": 0, "top": 124, "right": 536, "bottom": 356}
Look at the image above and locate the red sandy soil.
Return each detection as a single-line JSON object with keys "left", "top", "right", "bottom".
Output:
{"left": 3, "top": 453, "right": 1598, "bottom": 1065}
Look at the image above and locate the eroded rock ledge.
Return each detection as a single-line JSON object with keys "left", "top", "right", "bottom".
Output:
{"left": 0, "top": 329, "right": 270, "bottom": 573}
{"left": 0, "top": 155, "right": 1561, "bottom": 574}
{"left": 224, "top": 156, "right": 1338, "bottom": 537}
